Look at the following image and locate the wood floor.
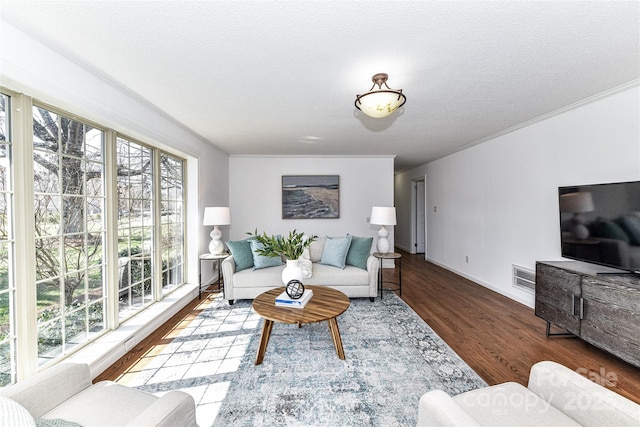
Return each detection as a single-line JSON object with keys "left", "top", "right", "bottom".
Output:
{"left": 97, "top": 249, "right": 640, "bottom": 404}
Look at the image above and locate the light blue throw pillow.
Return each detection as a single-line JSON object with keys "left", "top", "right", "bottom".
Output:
{"left": 226, "top": 239, "right": 254, "bottom": 271}
{"left": 346, "top": 235, "right": 373, "bottom": 270}
{"left": 250, "top": 239, "right": 283, "bottom": 269}
{"left": 320, "top": 235, "right": 353, "bottom": 269}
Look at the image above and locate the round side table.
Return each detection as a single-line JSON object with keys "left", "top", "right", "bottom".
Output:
{"left": 199, "top": 253, "right": 229, "bottom": 299}
{"left": 372, "top": 252, "right": 402, "bottom": 299}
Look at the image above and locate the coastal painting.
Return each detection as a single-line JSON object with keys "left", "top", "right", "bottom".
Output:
{"left": 282, "top": 175, "right": 339, "bottom": 219}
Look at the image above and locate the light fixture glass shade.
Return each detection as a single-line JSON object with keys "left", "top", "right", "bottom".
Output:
{"left": 203, "top": 207, "right": 231, "bottom": 225}
{"left": 370, "top": 206, "right": 397, "bottom": 225}
{"left": 355, "top": 73, "right": 406, "bottom": 119}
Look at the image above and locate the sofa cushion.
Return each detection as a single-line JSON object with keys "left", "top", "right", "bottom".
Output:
{"left": 250, "top": 239, "right": 283, "bottom": 270}
{"left": 0, "top": 396, "right": 36, "bottom": 427}
{"left": 43, "top": 381, "right": 157, "bottom": 426}
{"left": 232, "top": 263, "right": 285, "bottom": 288}
{"left": 320, "top": 235, "right": 352, "bottom": 269}
{"left": 226, "top": 239, "right": 254, "bottom": 271}
{"left": 310, "top": 263, "right": 370, "bottom": 286}
{"left": 346, "top": 236, "right": 373, "bottom": 270}
{"left": 592, "top": 218, "right": 630, "bottom": 243}
{"left": 454, "top": 382, "right": 581, "bottom": 427}
{"left": 617, "top": 214, "right": 640, "bottom": 245}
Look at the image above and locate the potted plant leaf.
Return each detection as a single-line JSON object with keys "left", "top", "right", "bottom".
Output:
{"left": 247, "top": 229, "right": 316, "bottom": 284}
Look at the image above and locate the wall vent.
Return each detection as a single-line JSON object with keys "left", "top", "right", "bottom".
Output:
{"left": 512, "top": 265, "right": 535, "bottom": 293}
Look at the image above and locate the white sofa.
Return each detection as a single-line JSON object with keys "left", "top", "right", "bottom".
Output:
{"left": 0, "top": 363, "right": 198, "bottom": 427}
{"left": 222, "top": 236, "right": 379, "bottom": 303}
{"left": 417, "top": 360, "right": 640, "bottom": 426}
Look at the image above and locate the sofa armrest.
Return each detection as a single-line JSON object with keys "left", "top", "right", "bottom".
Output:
{"left": 528, "top": 361, "right": 640, "bottom": 427}
{"left": 417, "top": 389, "right": 481, "bottom": 426}
{"left": 0, "top": 363, "right": 92, "bottom": 418}
{"left": 366, "top": 255, "right": 380, "bottom": 297}
{"left": 222, "top": 255, "right": 236, "bottom": 300}
{"left": 126, "top": 390, "right": 198, "bottom": 427}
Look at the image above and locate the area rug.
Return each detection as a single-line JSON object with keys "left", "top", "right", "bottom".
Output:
{"left": 126, "top": 292, "right": 486, "bottom": 426}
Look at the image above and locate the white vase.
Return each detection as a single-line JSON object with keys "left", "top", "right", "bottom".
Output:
{"left": 282, "top": 259, "right": 303, "bottom": 285}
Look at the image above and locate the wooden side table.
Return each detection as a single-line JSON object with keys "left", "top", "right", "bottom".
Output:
{"left": 373, "top": 252, "right": 402, "bottom": 299}
{"left": 199, "top": 253, "right": 229, "bottom": 299}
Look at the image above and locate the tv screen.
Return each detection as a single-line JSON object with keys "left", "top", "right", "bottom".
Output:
{"left": 559, "top": 180, "right": 640, "bottom": 272}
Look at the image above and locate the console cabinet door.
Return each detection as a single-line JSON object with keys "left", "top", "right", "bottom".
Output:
{"left": 535, "top": 263, "right": 581, "bottom": 335}
{"left": 581, "top": 277, "right": 640, "bottom": 367}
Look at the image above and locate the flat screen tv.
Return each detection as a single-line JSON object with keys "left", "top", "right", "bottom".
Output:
{"left": 559, "top": 180, "right": 640, "bottom": 273}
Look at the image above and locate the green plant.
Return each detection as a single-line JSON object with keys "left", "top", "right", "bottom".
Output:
{"left": 247, "top": 229, "right": 316, "bottom": 260}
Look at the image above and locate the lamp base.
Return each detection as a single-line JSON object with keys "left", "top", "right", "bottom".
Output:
{"left": 376, "top": 225, "right": 390, "bottom": 253}
{"left": 208, "top": 226, "right": 224, "bottom": 254}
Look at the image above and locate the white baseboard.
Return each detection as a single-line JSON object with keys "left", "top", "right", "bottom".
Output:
{"left": 427, "top": 258, "right": 535, "bottom": 309}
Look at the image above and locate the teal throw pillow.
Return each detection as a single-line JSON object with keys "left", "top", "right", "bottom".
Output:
{"left": 320, "top": 235, "right": 353, "bottom": 269}
{"left": 616, "top": 215, "right": 640, "bottom": 245}
{"left": 226, "top": 240, "right": 254, "bottom": 271}
{"left": 592, "top": 218, "right": 630, "bottom": 243}
{"left": 250, "top": 239, "right": 283, "bottom": 270}
{"left": 346, "top": 235, "right": 373, "bottom": 270}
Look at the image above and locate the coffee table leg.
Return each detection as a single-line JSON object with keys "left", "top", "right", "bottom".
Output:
{"left": 327, "top": 317, "right": 345, "bottom": 360}
{"left": 255, "top": 319, "right": 274, "bottom": 365}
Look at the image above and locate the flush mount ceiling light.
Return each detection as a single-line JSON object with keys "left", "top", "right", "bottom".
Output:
{"left": 355, "top": 73, "right": 407, "bottom": 118}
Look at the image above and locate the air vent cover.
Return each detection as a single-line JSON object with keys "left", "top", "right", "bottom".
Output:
{"left": 513, "top": 265, "right": 535, "bottom": 293}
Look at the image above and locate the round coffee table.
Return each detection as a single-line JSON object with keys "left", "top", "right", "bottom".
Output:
{"left": 252, "top": 285, "right": 350, "bottom": 365}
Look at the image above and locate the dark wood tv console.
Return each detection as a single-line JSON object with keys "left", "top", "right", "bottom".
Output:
{"left": 535, "top": 260, "right": 640, "bottom": 367}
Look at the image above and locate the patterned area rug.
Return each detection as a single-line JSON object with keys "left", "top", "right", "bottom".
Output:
{"left": 127, "top": 292, "right": 486, "bottom": 426}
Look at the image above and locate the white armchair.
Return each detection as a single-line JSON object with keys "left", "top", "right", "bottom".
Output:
{"left": 417, "top": 361, "right": 639, "bottom": 426}
{"left": 0, "top": 363, "right": 198, "bottom": 427}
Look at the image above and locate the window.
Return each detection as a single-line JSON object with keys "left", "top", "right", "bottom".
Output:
{"left": 32, "top": 106, "right": 107, "bottom": 363}
{"left": 0, "top": 89, "right": 190, "bottom": 385}
{"left": 0, "top": 93, "right": 15, "bottom": 385}
{"left": 160, "top": 154, "right": 184, "bottom": 295}
{"left": 116, "top": 137, "right": 154, "bottom": 320}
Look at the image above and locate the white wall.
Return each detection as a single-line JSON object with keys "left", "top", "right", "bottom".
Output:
{"left": 229, "top": 156, "right": 395, "bottom": 250}
{"left": 408, "top": 85, "right": 639, "bottom": 308}
{"left": 0, "top": 17, "right": 230, "bottom": 282}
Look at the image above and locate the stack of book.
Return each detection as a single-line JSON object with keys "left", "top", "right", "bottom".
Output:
{"left": 275, "top": 289, "right": 313, "bottom": 308}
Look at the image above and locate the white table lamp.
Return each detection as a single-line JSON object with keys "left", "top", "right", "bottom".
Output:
{"left": 203, "top": 207, "right": 231, "bottom": 254}
{"left": 370, "top": 206, "right": 396, "bottom": 253}
{"left": 559, "top": 192, "right": 594, "bottom": 240}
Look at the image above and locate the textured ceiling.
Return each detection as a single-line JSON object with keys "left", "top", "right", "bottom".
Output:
{"left": 1, "top": 1, "right": 638, "bottom": 172}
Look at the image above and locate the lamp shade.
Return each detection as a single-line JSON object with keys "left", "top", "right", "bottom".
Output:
{"left": 559, "top": 192, "right": 594, "bottom": 213}
{"left": 203, "top": 207, "right": 231, "bottom": 225}
{"left": 370, "top": 206, "right": 396, "bottom": 226}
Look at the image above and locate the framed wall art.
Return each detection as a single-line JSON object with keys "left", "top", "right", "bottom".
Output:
{"left": 282, "top": 175, "right": 339, "bottom": 219}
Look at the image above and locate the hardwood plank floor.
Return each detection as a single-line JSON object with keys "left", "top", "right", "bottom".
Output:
{"left": 97, "top": 250, "right": 640, "bottom": 404}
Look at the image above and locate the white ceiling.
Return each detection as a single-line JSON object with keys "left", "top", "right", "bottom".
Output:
{"left": 1, "top": 1, "right": 639, "bottom": 172}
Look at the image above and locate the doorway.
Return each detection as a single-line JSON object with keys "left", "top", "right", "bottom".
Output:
{"left": 412, "top": 177, "right": 426, "bottom": 254}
